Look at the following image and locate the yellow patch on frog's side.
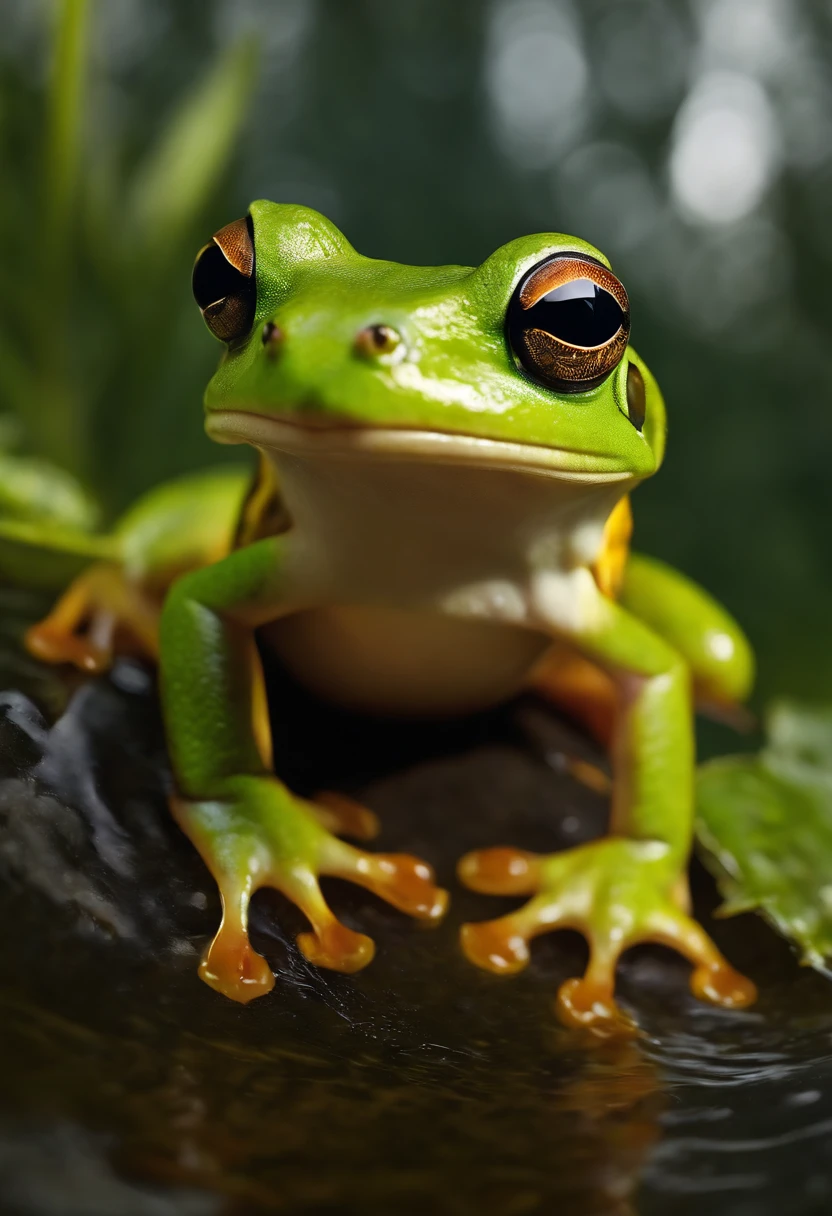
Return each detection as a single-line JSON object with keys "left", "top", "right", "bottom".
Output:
{"left": 592, "top": 494, "right": 632, "bottom": 599}
{"left": 233, "top": 452, "right": 290, "bottom": 550}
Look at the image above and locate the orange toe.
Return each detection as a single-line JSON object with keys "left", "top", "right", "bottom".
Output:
{"left": 199, "top": 935, "right": 275, "bottom": 1004}
{"left": 297, "top": 922, "right": 376, "bottom": 973}
{"left": 367, "top": 854, "right": 449, "bottom": 922}
{"left": 457, "top": 847, "right": 540, "bottom": 896}
{"left": 25, "top": 625, "right": 109, "bottom": 673}
{"left": 556, "top": 977, "right": 637, "bottom": 1038}
{"left": 691, "top": 962, "right": 757, "bottom": 1009}
{"left": 460, "top": 919, "right": 530, "bottom": 975}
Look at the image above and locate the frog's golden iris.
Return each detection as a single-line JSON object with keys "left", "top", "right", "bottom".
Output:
{"left": 507, "top": 253, "right": 630, "bottom": 394}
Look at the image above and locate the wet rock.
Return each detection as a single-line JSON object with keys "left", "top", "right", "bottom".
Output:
{"left": 0, "top": 648, "right": 613, "bottom": 988}
{"left": 0, "top": 675, "right": 213, "bottom": 955}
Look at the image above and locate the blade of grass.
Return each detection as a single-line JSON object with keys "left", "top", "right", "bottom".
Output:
{"left": 0, "top": 329, "right": 37, "bottom": 423}
{"left": 34, "top": 0, "right": 92, "bottom": 477}
{"left": 43, "top": 0, "right": 90, "bottom": 275}
{"left": 126, "top": 37, "right": 258, "bottom": 266}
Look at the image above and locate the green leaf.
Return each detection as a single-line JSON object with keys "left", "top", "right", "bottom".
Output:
{"left": 697, "top": 701, "right": 832, "bottom": 972}
{"left": 31, "top": 0, "right": 92, "bottom": 480}
{"left": 125, "top": 37, "right": 258, "bottom": 263}
{"left": 0, "top": 451, "right": 100, "bottom": 531}
{"left": 0, "top": 517, "right": 114, "bottom": 591}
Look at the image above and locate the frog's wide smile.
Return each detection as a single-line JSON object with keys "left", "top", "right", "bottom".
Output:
{"left": 206, "top": 409, "right": 634, "bottom": 483}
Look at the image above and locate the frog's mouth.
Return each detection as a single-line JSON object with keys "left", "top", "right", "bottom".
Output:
{"left": 206, "top": 410, "right": 635, "bottom": 484}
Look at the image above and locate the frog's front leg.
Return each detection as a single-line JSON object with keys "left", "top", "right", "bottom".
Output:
{"left": 160, "top": 537, "right": 448, "bottom": 1004}
{"left": 459, "top": 568, "right": 756, "bottom": 1034}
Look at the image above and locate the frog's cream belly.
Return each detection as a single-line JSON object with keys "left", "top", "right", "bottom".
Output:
{"left": 265, "top": 605, "right": 551, "bottom": 716}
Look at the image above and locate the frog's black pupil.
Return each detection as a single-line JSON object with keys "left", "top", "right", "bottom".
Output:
{"left": 192, "top": 243, "right": 247, "bottom": 309}
{"left": 526, "top": 278, "right": 623, "bottom": 348}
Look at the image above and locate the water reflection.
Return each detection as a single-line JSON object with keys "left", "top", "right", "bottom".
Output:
{"left": 0, "top": 990, "right": 664, "bottom": 1216}
{"left": 642, "top": 1020, "right": 832, "bottom": 1212}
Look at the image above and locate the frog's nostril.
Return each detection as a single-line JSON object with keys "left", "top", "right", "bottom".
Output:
{"left": 354, "top": 324, "right": 402, "bottom": 360}
{"left": 261, "top": 321, "right": 284, "bottom": 360}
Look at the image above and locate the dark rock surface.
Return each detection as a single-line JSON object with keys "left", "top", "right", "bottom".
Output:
{"left": 1, "top": 591, "right": 832, "bottom": 1216}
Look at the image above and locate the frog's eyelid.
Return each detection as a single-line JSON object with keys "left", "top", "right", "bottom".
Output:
{"left": 552, "top": 250, "right": 605, "bottom": 267}
{"left": 518, "top": 256, "right": 628, "bottom": 314}
{"left": 509, "top": 250, "right": 606, "bottom": 299}
{"left": 213, "top": 215, "right": 255, "bottom": 278}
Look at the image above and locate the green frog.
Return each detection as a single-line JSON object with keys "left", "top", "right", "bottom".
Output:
{"left": 7, "top": 202, "right": 758, "bottom": 1033}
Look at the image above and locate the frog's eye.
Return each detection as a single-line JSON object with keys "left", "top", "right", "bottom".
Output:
{"left": 506, "top": 254, "right": 630, "bottom": 393}
{"left": 192, "top": 215, "right": 256, "bottom": 344}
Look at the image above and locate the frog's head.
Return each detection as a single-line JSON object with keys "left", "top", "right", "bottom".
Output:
{"left": 193, "top": 200, "right": 665, "bottom": 482}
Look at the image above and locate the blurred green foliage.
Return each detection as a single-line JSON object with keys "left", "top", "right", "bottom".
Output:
{"left": 0, "top": 0, "right": 256, "bottom": 509}
{"left": 1, "top": 0, "right": 832, "bottom": 709}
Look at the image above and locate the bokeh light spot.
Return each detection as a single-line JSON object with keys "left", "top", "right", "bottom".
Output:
{"left": 669, "top": 71, "right": 781, "bottom": 226}
{"left": 485, "top": 0, "right": 588, "bottom": 169}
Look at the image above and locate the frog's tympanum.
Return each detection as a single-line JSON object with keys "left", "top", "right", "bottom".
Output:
{"left": 21, "top": 204, "right": 758, "bottom": 1032}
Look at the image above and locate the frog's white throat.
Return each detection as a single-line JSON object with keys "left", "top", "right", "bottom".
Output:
{"left": 210, "top": 409, "right": 635, "bottom": 715}
{"left": 210, "top": 409, "right": 631, "bottom": 603}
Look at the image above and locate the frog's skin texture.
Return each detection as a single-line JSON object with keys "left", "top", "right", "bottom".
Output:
{"left": 10, "top": 202, "right": 758, "bottom": 1034}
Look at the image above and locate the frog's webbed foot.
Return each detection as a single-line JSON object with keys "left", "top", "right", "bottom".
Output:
{"left": 25, "top": 562, "right": 158, "bottom": 673}
{"left": 458, "top": 838, "right": 756, "bottom": 1036}
{"left": 174, "top": 775, "right": 448, "bottom": 1003}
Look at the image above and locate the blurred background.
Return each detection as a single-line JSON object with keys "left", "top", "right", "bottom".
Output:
{"left": 1, "top": 0, "right": 831, "bottom": 706}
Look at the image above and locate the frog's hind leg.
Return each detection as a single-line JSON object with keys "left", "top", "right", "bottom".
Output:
{"left": 25, "top": 562, "right": 160, "bottom": 673}
{"left": 526, "top": 548, "right": 756, "bottom": 764}
{"left": 525, "top": 642, "right": 620, "bottom": 806}
{"left": 24, "top": 466, "right": 254, "bottom": 675}
{"left": 527, "top": 642, "right": 617, "bottom": 747}
{"left": 619, "top": 552, "right": 755, "bottom": 718}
